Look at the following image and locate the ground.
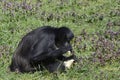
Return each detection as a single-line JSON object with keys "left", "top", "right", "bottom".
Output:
{"left": 0, "top": 0, "right": 120, "bottom": 80}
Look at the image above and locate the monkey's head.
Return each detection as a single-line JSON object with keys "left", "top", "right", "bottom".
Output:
{"left": 55, "top": 27, "right": 74, "bottom": 52}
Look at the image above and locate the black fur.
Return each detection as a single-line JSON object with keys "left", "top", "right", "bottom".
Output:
{"left": 9, "top": 26, "right": 76, "bottom": 73}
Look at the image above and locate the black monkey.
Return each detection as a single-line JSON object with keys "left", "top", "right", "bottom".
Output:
{"left": 9, "top": 26, "right": 76, "bottom": 73}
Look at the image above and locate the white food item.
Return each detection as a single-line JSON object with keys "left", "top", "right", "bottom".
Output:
{"left": 64, "top": 59, "right": 75, "bottom": 69}
{"left": 67, "top": 51, "right": 71, "bottom": 55}
{"left": 63, "top": 51, "right": 75, "bottom": 69}
{"left": 63, "top": 50, "right": 72, "bottom": 57}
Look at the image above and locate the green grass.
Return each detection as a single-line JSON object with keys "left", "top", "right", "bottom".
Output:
{"left": 0, "top": 0, "right": 120, "bottom": 80}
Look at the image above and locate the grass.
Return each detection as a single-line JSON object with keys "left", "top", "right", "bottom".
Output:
{"left": 0, "top": 0, "right": 120, "bottom": 80}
